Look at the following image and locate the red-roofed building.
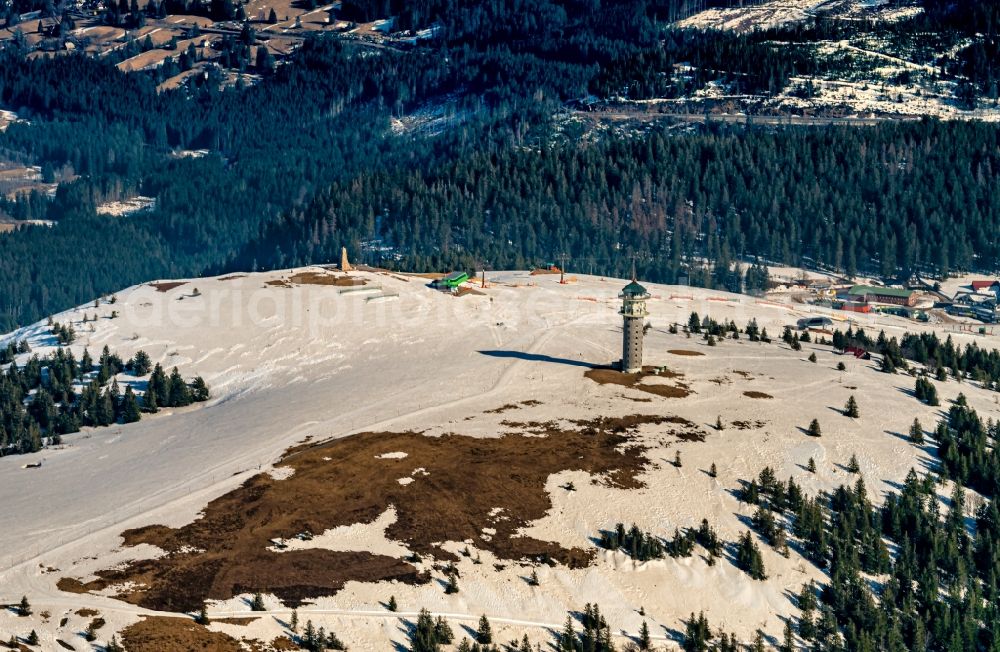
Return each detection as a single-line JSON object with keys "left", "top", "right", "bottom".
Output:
{"left": 971, "top": 280, "right": 1000, "bottom": 292}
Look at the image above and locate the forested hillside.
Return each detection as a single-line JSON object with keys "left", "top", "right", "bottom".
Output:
{"left": 0, "top": 40, "right": 474, "bottom": 330}
{"left": 241, "top": 119, "right": 1000, "bottom": 288}
{"left": 0, "top": 0, "right": 999, "bottom": 331}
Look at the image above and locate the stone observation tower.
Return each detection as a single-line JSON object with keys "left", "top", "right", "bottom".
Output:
{"left": 619, "top": 276, "right": 650, "bottom": 373}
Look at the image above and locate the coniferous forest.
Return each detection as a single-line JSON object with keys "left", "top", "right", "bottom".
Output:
{"left": 0, "top": 335, "right": 209, "bottom": 455}
{"left": 689, "top": 395, "right": 1000, "bottom": 652}
{"left": 0, "top": 0, "right": 998, "bottom": 334}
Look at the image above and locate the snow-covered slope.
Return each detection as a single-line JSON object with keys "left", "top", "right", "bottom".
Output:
{"left": 676, "top": 0, "right": 829, "bottom": 32}
{"left": 668, "top": 0, "right": 1000, "bottom": 122}
{"left": 0, "top": 267, "right": 995, "bottom": 649}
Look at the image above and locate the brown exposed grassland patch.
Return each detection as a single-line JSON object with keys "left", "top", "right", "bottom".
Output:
{"left": 57, "top": 577, "right": 106, "bottom": 594}
{"left": 288, "top": 271, "right": 365, "bottom": 286}
{"left": 266, "top": 272, "right": 366, "bottom": 288}
{"left": 743, "top": 391, "right": 773, "bottom": 399}
{"left": 120, "top": 617, "right": 243, "bottom": 652}
{"left": 71, "top": 416, "right": 669, "bottom": 612}
{"left": 584, "top": 366, "right": 691, "bottom": 399}
{"left": 215, "top": 616, "right": 260, "bottom": 625}
{"left": 149, "top": 281, "right": 187, "bottom": 293}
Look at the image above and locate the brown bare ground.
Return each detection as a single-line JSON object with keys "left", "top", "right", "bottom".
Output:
{"left": 75, "top": 25, "right": 125, "bottom": 43}
{"left": 57, "top": 577, "right": 106, "bottom": 594}
{"left": 150, "top": 282, "right": 187, "bottom": 293}
{"left": 498, "top": 419, "right": 560, "bottom": 435}
{"left": 668, "top": 349, "right": 705, "bottom": 356}
{"left": 639, "top": 384, "right": 692, "bottom": 399}
{"left": 120, "top": 617, "right": 242, "bottom": 652}
{"left": 117, "top": 48, "right": 174, "bottom": 72}
{"left": 573, "top": 414, "right": 706, "bottom": 443}
{"left": 485, "top": 403, "right": 519, "bottom": 414}
{"left": 454, "top": 286, "right": 485, "bottom": 297}
{"left": 732, "top": 420, "right": 768, "bottom": 430}
{"left": 266, "top": 272, "right": 365, "bottom": 288}
{"left": 485, "top": 399, "right": 542, "bottom": 413}
{"left": 157, "top": 68, "right": 201, "bottom": 93}
{"left": 244, "top": 0, "right": 307, "bottom": 24}
{"left": 288, "top": 271, "right": 365, "bottom": 286}
{"left": 215, "top": 617, "right": 259, "bottom": 625}
{"left": 77, "top": 419, "right": 662, "bottom": 612}
{"left": 743, "top": 391, "right": 773, "bottom": 399}
{"left": 161, "top": 14, "right": 214, "bottom": 27}
{"left": 75, "top": 609, "right": 99, "bottom": 617}
{"left": 584, "top": 367, "right": 690, "bottom": 399}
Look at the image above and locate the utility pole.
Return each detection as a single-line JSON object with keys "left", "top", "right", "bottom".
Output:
{"left": 476, "top": 258, "right": 489, "bottom": 288}
{"left": 558, "top": 252, "right": 569, "bottom": 284}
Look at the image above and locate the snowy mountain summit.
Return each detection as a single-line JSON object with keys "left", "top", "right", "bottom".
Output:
{"left": 0, "top": 266, "right": 996, "bottom": 649}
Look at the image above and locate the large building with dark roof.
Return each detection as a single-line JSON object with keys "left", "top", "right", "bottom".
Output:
{"left": 846, "top": 285, "right": 917, "bottom": 307}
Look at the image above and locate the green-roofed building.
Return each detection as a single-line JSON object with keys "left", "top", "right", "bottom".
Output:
{"left": 846, "top": 285, "right": 917, "bottom": 307}
{"left": 430, "top": 271, "right": 469, "bottom": 290}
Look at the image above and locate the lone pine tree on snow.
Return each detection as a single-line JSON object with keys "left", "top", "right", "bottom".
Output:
{"left": 476, "top": 614, "right": 492, "bottom": 643}
{"left": 639, "top": 621, "right": 652, "bottom": 650}
{"left": 844, "top": 395, "right": 859, "bottom": 418}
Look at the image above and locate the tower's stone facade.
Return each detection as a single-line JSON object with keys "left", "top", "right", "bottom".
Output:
{"left": 619, "top": 279, "right": 650, "bottom": 373}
